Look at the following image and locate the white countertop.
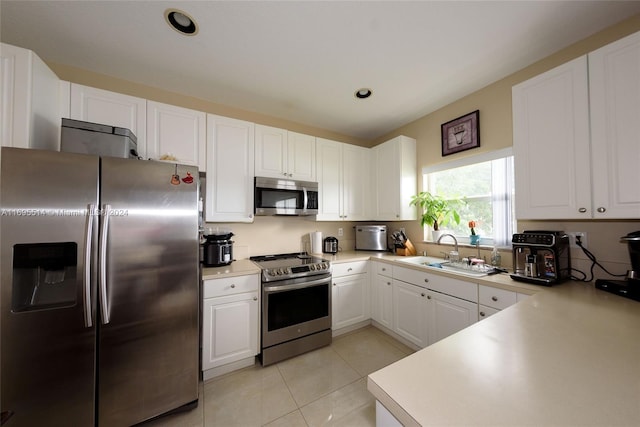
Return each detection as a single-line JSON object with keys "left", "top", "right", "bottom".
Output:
{"left": 367, "top": 280, "right": 640, "bottom": 426}
{"left": 201, "top": 259, "right": 260, "bottom": 280}
{"left": 202, "top": 252, "right": 640, "bottom": 424}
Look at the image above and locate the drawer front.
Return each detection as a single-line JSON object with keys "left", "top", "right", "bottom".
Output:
{"left": 394, "top": 266, "right": 477, "bottom": 303}
{"left": 479, "top": 285, "right": 517, "bottom": 310}
{"left": 478, "top": 305, "right": 500, "bottom": 320}
{"left": 333, "top": 261, "right": 368, "bottom": 277}
{"left": 375, "top": 262, "right": 392, "bottom": 277}
{"left": 203, "top": 274, "right": 260, "bottom": 299}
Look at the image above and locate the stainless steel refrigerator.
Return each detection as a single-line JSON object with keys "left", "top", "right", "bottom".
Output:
{"left": 0, "top": 147, "right": 200, "bottom": 426}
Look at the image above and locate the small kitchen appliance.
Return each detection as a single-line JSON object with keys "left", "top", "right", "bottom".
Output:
{"left": 61, "top": 118, "right": 139, "bottom": 158}
{"left": 595, "top": 231, "right": 640, "bottom": 302}
{"left": 355, "top": 225, "right": 388, "bottom": 251}
{"left": 202, "top": 231, "right": 234, "bottom": 267}
{"left": 323, "top": 236, "right": 338, "bottom": 254}
{"left": 249, "top": 252, "right": 332, "bottom": 366}
{"left": 510, "top": 231, "right": 570, "bottom": 285}
{"left": 254, "top": 177, "right": 319, "bottom": 216}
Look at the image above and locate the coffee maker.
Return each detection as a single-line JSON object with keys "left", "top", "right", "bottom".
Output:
{"left": 510, "top": 231, "right": 570, "bottom": 285}
{"left": 595, "top": 231, "right": 640, "bottom": 302}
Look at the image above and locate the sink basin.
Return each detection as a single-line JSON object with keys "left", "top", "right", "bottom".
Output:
{"left": 397, "top": 256, "right": 493, "bottom": 278}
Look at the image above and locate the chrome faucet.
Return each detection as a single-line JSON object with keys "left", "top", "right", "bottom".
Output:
{"left": 436, "top": 233, "right": 459, "bottom": 253}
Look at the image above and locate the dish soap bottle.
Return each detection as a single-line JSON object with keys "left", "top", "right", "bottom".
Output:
{"left": 491, "top": 246, "right": 501, "bottom": 267}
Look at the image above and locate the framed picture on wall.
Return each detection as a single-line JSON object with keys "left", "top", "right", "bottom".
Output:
{"left": 441, "top": 110, "right": 480, "bottom": 156}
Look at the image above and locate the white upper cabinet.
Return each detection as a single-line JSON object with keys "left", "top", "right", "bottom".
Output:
{"left": 70, "top": 83, "right": 147, "bottom": 157}
{"left": 512, "top": 57, "right": 591, "bottom": 219}
{"left": 589, "top": 31, "right": 640, "bottom": 219}
{"left": 371, "top": 135, "right": 417, "bottom": 221}
{"left": 206, "top": 114, "right": 255, "bottom": 223}
{"left": 513, "top": 31, "right": 640, "bottom": 220}
{"left": 255, "top": 124, "right": 316, "bottom": 181}
{"left": 316, "top": 138, "right": 371, "bottom": 221}
{"left": 146, "top": 101, "right": 206, "bottom": 170}
{"left": 1, "top": 43, "right": 60, "bottom": 150}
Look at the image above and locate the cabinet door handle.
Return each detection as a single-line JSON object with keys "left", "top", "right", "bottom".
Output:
{"left": 386, "top": 281, "right": 391, "bottom": 286}
{"left": 480, "top": 311, "right": 486, "bottom": 317}
{"left": 597, "top": 207, "right": 606, "bottom": 213}
{"left": 253, "top": 296, "right": 258, "bottom": 301}
{"left": 427, "top": 295, "right": 431, "bottom": 300}
{"left": 230, "top": 284, "right": 236, "bottom": 288}
{"left": 492, "top": 296, "right": 498, "bottom": 302}
{"left": 578, "top": 207, "right": 587, "bottom": 213}
{"left": 348, "top": 268, "right": 353, "bottom": 272}
{"left": 421, "top": 293, "right": 426, "bottom": 297}
{"left": 333, "top": 283, "right": 337, "bottom": 286}
{"left": 424, "top": 278, "right": 429, "bottom": 283}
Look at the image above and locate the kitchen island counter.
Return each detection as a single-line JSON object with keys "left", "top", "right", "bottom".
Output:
{"left": 367, "top": 280, "right": 640, "bottom": 426}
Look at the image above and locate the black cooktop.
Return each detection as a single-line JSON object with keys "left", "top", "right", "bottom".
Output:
{"left": 250, "top": 252, "right": 328, "bottom": 268}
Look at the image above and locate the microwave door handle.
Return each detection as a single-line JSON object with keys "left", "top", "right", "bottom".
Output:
{"left": 303, "top": 188, "right": 308, "bottom": 210}
{"left": 83, "top": 204, "right": 95, "bottom": 328}
{"left": 99, "top": 204, "right": 111, "bottom": 324}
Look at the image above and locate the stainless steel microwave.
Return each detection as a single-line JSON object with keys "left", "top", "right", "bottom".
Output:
{"left": 254, "top": 177, "right": 319, "bottom": 216}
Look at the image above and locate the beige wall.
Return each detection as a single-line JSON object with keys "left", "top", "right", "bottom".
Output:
{"left": 48, "top": 14, "right": 640, "bottom": 280}
{"left": 376, "top": 14, "right": 640, "bottom": 280}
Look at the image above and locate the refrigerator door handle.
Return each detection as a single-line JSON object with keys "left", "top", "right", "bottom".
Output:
{"left": 99, "top": 204, "right": 111, "bottom": 324}
{"left": 83, "top": 204, "right": 96, "bottom": 328}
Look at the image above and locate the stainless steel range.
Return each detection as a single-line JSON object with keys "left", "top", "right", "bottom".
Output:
{"left": 250, "top": 252, "right": 332, "bottom": 366}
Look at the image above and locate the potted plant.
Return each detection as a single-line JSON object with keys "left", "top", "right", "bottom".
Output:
{"left": 409, "top": 192, "right": 462, "bottom": 240}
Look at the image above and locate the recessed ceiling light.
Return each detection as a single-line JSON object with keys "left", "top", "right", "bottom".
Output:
{"left": 165, "top": 9, "right": 198, "bottom": 36}
{"left": 355, "top": 88, "right": 372, "bottom": 99}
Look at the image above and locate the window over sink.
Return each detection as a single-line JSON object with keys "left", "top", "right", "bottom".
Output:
{"left": 421, "top": 147, "right": 516, "bottom": 247}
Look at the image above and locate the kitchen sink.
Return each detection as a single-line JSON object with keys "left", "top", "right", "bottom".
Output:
{"left": 397, "top": 256, "right": 493, "bottom": 278}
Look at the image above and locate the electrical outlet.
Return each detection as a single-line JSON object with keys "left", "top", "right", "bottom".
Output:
{"left": 338, "top": 227, "right": 343, "bottom": 237}
{"left": 567, "top": 231, "right": 587, "bottom": 249}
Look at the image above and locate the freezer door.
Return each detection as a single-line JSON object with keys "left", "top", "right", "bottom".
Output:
{"left": 0, "top": 147, "right": 98, "bottom": 426}
{"left": 98, "top": 158, "right": 199, "bottom": 426}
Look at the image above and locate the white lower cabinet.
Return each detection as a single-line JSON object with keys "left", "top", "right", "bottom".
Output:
{"left": 202, "top": 274, "right": 260, "bottom": 375}
{"left": 390, "top": 265, "right": 478, "bottom": 348}
{"left": 332, "top": 261, "right": 370, "bottom": 331}
{"left": 478, "top": 284, "right": 532, "bottom": 320}
{"left": 428, "top": 290, "right": 477, "bottom": 344}
{"left": 372, "top": 268, "right": 394, "bottom": 330}
{"left": 393, "top": 279, "right": 429, "bottom": 348}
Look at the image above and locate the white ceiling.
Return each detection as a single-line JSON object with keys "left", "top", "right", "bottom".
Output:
{"left": 2, "top": 1, "right": 639, "bottom": 141}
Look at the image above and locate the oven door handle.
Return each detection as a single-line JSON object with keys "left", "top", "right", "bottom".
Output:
{"left": 264, "top": 275, "right": 331, "bottom": 292}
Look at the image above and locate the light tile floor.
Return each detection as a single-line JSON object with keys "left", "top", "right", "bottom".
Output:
{"left": 142, "top": 326, "right": 414, "bottom": 427}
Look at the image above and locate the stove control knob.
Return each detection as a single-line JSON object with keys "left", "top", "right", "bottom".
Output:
{"left": 310, "top": 264, "right": 316, "bottom": 271}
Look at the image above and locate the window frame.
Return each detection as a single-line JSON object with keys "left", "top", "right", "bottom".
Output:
{"left": 420, "top": 148, "right": 515, "bottom": 248}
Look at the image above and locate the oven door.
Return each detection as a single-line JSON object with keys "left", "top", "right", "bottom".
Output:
{"left": 262, "top": 273, "right": 331, "bottom": 348}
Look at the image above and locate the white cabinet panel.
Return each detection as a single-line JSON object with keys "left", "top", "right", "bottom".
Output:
{"left": 202, "top": 291, "right": 259, "bottom": 370}
{"left": 146, "top": 101, "right": 206, "bottom": 170}
{"left": 332, "top": 261, "right": 370, "bottom": 330}
{"left": 393, "top": 280, "right": 428, "bottom": 348}
{"left": 70, "top": 83, "right": 147, "bottom": 157}
{"left": 372, "top": 272, "right": 393, "bottom": 330}
{"left": 513, "top": 30, "right": 640, "bottom": 220}
{"left": 589, "top": 31, "right": 640, "bottom": 218}
{"left": 372, "top": 136, "right": 416, "bottom": 221}
{"left": 255, "top": 124, "right": 287, "bottom": 178}
{"left": 512, "top": 56, "right": 591, "bottom": 219}
{"left": 427, "top": 290, "right": 477, "bottom": 345}
{"left": 287, "top": 131, "right": 316, "bottom": 181}
{"left": 255, "top": 125, "right": 316, "bottom": 181}
{"left": 206, "top": 114, "right": 255, "bottom": 222}
{"left": 1, "top": 43, "right": 60, "bottom": 150}
{"left": 316, "top": 138, "right": 371, "bottom": 221}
